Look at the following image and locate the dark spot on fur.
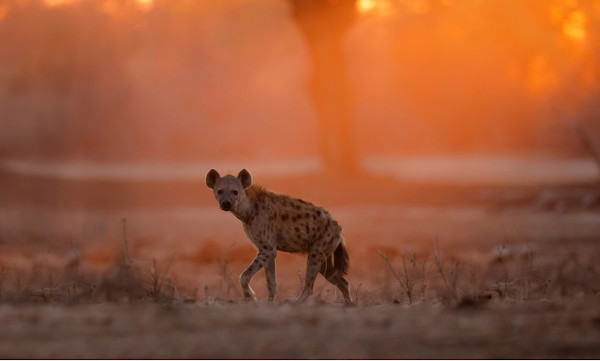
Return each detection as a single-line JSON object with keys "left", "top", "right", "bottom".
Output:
{"left": 281, "top": 214, "right": 289, "bottom": 221}
{"left": 292, "top": 216, "right": 297, "bottom": 222}
{"left": 294, "top": 227, "right": 300, "bottom": 232}
{"left": 316, "top": 210, "right": 321, "bottom": 216}
{"left": 305, "top": 224, "right": 310, "bottom": 234}
{"left": 297, "top": 214, "right": 302, "bottom": 220}
{"left": 294, "top": 204, "right": 301, "bottom": 210}
{"left": 305, "top": 212, "right": 310, "bottom": 218}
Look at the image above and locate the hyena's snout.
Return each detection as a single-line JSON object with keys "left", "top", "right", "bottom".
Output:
{"left": 218, "top": 193, "right": 236, "bottom": 211}
{"left": 220, "top": 200, "right": 232, "bottom": 211}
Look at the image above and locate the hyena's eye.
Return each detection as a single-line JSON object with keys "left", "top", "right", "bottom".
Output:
{"left": 232, "top": 190, "right": 238, "bottom": 196}
{"left": 217, "top": 189, "right": 223, "bottom": 195}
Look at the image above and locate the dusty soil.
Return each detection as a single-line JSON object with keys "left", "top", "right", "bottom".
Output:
{"left": 0, "top": 299, "right": 599, "bottom": 359}
{"left": 0, "top": 164, "right": 599, "bottom": 358}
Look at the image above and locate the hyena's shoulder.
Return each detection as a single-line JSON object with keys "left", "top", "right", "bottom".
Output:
{"left": 248, "top": 186, "right": 326, "bottom": 219}
{"left": 245, "top": 185, "right": 286, "bottom": 221}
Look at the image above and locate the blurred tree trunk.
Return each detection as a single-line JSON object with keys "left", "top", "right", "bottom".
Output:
{"left": 290, "top": 0, "right": 360, "bottom": 175}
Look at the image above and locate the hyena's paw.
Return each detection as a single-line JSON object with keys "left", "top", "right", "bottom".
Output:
{"left": 243, "top": 294, "right": 256, "bottom": 302}
{"left": 343, "top": 300, "right": 357, "bottom": 307}
{"left": 242, "top": 288, "right": 256, "bottom": 301}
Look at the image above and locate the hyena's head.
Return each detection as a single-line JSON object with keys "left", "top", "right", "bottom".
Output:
{"left": 206, "top": 169, "right": 252, "bottom": 211}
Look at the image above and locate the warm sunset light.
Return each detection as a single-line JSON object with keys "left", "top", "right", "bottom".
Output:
{"left": 0, "top": 5, "right": 8, "bottom": 20}
{"left": 1, "top": 1, "right": 599, "bottom": 356}
{"left": 356, "top": 0, "right": 376, "bottom": 14}
{"left": 563, "top": 10, "right": 587, "bottom": 41}
{"left": 356, "top": 0, "right": 393, "bottom": 16}
{"left": 100, "top": 0, "right": 119, "bottom": 15}
{"left": 2, "top": 0, "right": 596, "bottom": 158}
{"left": 43, "top": 0, "right": 78, "bottom": 7}
{"left": 407, "top": 0, "right": 429, "bottom": 14}
{"left": 526, "top": 55, "right": 559, "bottom": 94}
{"left": 42, "top": 0, "right": 154, "bottom": 12}
{"left": 135, "top": 0, "right": 154, "bottom": 12}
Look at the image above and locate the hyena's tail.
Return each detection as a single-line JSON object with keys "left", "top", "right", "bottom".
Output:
{"left": 333, "top": 240, "right": 350, "bottom": 275}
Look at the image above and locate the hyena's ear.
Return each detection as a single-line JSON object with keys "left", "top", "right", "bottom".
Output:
{"left": 206, "top": 169, "right": 221, "bottom": 189}
{"left": 237, "top": 169, "right": 252, "bottom": 189}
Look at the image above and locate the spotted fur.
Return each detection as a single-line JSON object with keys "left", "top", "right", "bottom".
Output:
{"left": 206, "top": 168, "right": 351, "bottom": 304}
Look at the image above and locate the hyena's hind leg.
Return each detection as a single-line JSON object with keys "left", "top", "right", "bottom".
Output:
{"left": 320, "top": 256, "right": 352, "bottom": 304}
{"left": 297, "top": 250, "right": 327, "bottom": 303}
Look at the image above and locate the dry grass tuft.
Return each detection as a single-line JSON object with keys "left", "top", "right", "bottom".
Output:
{"left": 373, "top": 240, "right": 600, "bottom": 307}
{"left": 0, "top": 217, "right": 598, "bottom": 308}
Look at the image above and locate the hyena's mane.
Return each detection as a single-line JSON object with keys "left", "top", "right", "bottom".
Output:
{"left": 245, "top": 183, "right": 266, "bottom": 203}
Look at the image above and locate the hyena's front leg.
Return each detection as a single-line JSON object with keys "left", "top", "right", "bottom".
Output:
{"left": 265, "top": 257, "right": 277, "bottom": 302}
{"left": 240, "top": 249, "right": 275, "bottom": 301}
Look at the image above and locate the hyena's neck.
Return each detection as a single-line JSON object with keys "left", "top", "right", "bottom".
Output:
{"left": 231, "top": 195, "right": 254, "bottom": 224}
{"left": 231, "top": 184, "right": 265, "bottom": 224}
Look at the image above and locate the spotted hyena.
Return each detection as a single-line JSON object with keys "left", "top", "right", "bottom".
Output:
{"left": 206, "top": 169, "right": 352, "bottom": 304}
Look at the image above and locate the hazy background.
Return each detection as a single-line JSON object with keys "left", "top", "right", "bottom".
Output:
{"left": 1, "top": 0, "right": 599, "bottom": 166}
{"left": 0, "top": 0, "right": 600, "bottom": 316}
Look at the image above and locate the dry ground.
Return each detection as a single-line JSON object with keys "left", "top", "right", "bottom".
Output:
{"left": 0, "top": 168, "right": 599, "bottom": 358}
{"left": 0, "top": 299, "right": 599, "bottom": 359}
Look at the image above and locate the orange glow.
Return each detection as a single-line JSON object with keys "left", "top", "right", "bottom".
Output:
{"left": 408, "top": 0, "right": 430, "bottom": 14}
{"left": 42, "top": 0, "right": 154, "bottom": 12}
{"left": 356, "top": 0, "right": 377, "bottom": 14}
{"left": 0, "top": 5, "right": 8, "bottom": 20}
{"left": 1, "top": 0, "right": 599, "bottom": 162}
{"left": 136, "top": 0, "right": 154, "bottom": 12}
{"left": 356, "top": 0, "right": 393, "bottom": 16}
{"left": 526, "top": 55, "right": 559, "bottom": 94}
{"left": 44, "top": 0, "right": 78, "bottom": 7}
{"left": 563, "top": 10, "right": 586, "bottom": 41}
{"left": 550, "top": 4, "right": 564, "bottom": 23}
{"left": 564, "top": 0, "right": 578, "bottom": 7}
{"left": 101, "top": 0, "right": 119, "bottom": 15}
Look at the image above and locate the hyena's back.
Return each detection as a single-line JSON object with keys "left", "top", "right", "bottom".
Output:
{"left": 248, "top": 186, "right": 343, "bottom": 255}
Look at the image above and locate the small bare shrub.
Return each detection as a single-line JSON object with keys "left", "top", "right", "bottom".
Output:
{"left": 94, "top": 218, "right": 145, "bottom": 302}
{"left": 433, "top": 245, "right": 461, "bottom": 303}
{"left": 146, "top": 254, "right": 178, "bottom": 302}
{"left": 378, "top": 250, "right": 432, "bottom": 304}
{"left": 212, "top": 252, "right": 242, "bottom": 301}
